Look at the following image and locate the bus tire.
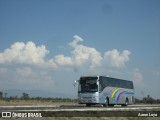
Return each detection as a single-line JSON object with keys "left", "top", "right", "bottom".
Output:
{"left": 103, "top": 97, "right": 109, "bottom": 107}
{"left": 109, "top": 104, "right": 114, "bottom": 107}
{"left": 122, "top": 98, "right": 129, "bottom": 107}
{"left": 86, "top": 103, "right": 91, "bottom": 107}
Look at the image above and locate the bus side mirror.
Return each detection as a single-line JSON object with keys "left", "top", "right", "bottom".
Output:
{"left": 73, "top": 80, "right": 79, "bottom": 86}
{"left": 73, "top": 81, "right": 76, "bottom": 86}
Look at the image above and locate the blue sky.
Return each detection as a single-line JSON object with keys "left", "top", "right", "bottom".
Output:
{"left": 0, "top": 0, "right": 160, "bottom": 99}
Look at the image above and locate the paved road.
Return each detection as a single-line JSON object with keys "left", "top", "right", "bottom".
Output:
{"left": 0, "top": 104, "right": 160, "bottom": 112}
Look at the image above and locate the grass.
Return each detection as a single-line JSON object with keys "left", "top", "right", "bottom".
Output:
{"left": 0, "top": 100, "right": 78, "bottom": 106}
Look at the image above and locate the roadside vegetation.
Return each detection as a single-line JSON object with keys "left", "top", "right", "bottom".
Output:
{"left": 0, "top": 91, "right": 160, "bottom": 106}
{"left": 135, "top": 95, "right": 160, "bottom": 104}
{"left": 0, "top": 91, "right": 78, "bottom": 106}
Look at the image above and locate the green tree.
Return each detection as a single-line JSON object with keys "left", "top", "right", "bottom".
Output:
{"left": 4, "top": 93, "right": 7, "bottom": 98}
{"left": 157, "top": 99, "right": 160, "bottom": 104}
{"left": 142, "top": 95, "right": 154, "bottom": 104}
{"left": 22, "top": 92, "right": 30, "bottom": 100}
{"left": 0, "top": 91, "right": 3, "bottom": 99}
{"left": 146, "top": 95, "right": 154, "bottom": 104}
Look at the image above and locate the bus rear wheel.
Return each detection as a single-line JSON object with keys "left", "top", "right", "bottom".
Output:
{"left": 109, "top": 104, "right": 114, "bottom": 107}
{"left": 122, "top": 98, "right": 128, "bottom": 107}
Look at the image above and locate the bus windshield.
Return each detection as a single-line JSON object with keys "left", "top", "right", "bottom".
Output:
{"left": 79, "top": 77, "right": 98, "bottom": 93}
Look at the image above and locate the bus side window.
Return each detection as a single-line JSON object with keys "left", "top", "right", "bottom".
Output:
{"left": 128, "top": 81, "right": 133, "bottom": 89}
{"left": 121, "top": 80, "right": 125, "bottom": 88}
{"left": 106, "top": 77, "right": 110, "bottom": 86}
{"left": 102, "top": 77, "right": 105, "bottom": 90}
{"left": 130, "top": 82, "right": 134, "bottom": 89}
{"left": 111, "top": 78, "right": 116, "bottom": 87}
{"left": 119, "top": 80, "right": 122, "bottom": 88}
{"left": 126, "top": 82, "right": 130, "bottom": 88}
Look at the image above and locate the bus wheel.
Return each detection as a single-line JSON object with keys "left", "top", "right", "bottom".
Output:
{"left": 122, "top": 98, "right": 128, "bottom": 107}
{"left": 109, "top": 104, "right": 114, "bottom": 107}
{"left": 103, "top": 97, "right": 109, "bottom": 107}
{"left": 86, "top": 103, "right": 91, "bottom": 107}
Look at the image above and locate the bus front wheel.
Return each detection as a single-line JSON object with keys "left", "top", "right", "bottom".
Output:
{"left": 103, "top": 97, "right": 109, "bottom": 107}
{"left": 86, "top": 103, "right": 91, "bottom": 107}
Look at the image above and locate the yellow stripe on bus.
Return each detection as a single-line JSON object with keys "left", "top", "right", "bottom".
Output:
{"left": 111, "top": 88, "right": 121, "bottom": 98}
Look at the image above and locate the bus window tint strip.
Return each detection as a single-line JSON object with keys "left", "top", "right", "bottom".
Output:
{"left": 99, "top": 76, "right": 133, "bottom": 90}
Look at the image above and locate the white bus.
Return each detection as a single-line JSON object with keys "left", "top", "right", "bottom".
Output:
{"left": 77, "top": 76, "right": 134, "bottom": 107}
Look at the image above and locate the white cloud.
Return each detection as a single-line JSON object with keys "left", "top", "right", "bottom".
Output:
{"left": 16, "top": 67, "right": 33, "bottom": 78}
{"left": 103, "top": 49, "right": 131, "bottom": 68}
{"left": 152, "top": 70, "right": 160, "bottom": 76}
{"left": 0, "top": 35, "right": 131, "bottom": 70}
{"left": 0, "top": 66, "right": 55, "bottom": 90}
{"left": 0, "top": 41, "right": 49, "bottom": 65}
{"left": 0, "top": 67, "right": 7, "bottom": 75}
{"left": 69, "top": 35, "right": 83, "bottom": 47}
{"left": 49, "top": 35, "right": 130, "bottom": 70}
{"left": 69, "top": 35, "right": 103, "bottom": 68}
{"left": 54, "top": 55, "right": 73, "bottom": 66}
{"left": 47, "top": 35, "right": 103, "bottom": 69}
{"left": 130, "top": 68, "right": 143, "bottom": 85}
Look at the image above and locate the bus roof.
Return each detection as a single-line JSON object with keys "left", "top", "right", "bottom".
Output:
{"left": 80, "top": 76, "right": 133, "bottom": 82}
